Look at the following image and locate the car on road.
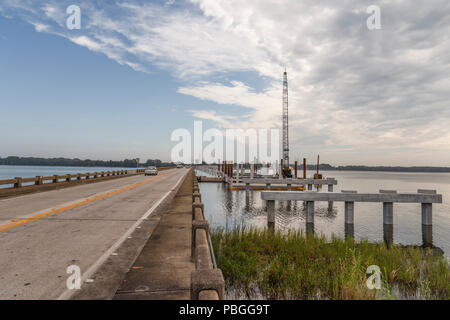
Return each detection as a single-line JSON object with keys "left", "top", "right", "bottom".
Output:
{"left": 144, "top": 166, "right": 158, "bottom": 176}
{"left": 176, "top": 164, "right": 183, "bottom": 168}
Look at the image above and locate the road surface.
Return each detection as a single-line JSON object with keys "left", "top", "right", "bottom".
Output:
{"left": 0, "top": 168, "right": 188, "bottom": 299}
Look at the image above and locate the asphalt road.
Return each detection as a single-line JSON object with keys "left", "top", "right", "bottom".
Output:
{"left": 0, "top": 168, "right": 188, "bottom": 299}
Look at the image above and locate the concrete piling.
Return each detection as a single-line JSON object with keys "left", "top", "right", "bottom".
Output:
{"left": 421, "top": 203, "right": 432, "bottom": 225}
{"left": 383, "top": 202, "right": 394, "bottom": 225}
{"left": 418, "top": 189, "right": 435, "bottom": 226}
{"left": 344, "top": 201, "right": 354, "bottom": 224}
{"left": 305, "top": 201, "right": 314, "bottom": 224}
{"left": 328, "top": 184, "right": 334, "bottom": 210}
{"left": 380, "top": 190, "right": 396, "bottom": 225}
{"left": 342, "top": 190, "right": 357, "bottom": 226}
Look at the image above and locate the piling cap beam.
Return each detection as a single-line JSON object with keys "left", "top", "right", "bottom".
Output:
{"left": 241, "top": 178, "right": 337, "bottom": 185}
{"left": 418, "top": 189, "right": 437, "bottom": 194}
{"left": 261, "top": 191, "right": 442, "bottom": 203}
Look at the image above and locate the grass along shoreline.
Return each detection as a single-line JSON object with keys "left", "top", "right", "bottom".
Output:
{"left": 211, "top": 227, "right": 449, "bottom": 300}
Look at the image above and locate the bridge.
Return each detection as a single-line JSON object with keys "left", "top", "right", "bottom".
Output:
{"left": 0, "top": 167, "right": 222, "bottom": 300}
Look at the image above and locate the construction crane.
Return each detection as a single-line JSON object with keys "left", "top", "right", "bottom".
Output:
{"left": 282, "top": 69, "right": 292, "bottom": 178}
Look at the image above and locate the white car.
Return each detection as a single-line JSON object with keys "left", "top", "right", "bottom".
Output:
{"left": 144, "top": 166, "right": 158, "bottom": 176}
{"left": 176, "top": 164, "right": 183, "bottom": 168}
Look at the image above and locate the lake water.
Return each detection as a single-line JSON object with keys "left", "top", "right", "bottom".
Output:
{"left": 196, "top": 169, "right": 450, "bottom": 257}
{"left": 0, "top": 165, "right": 134, "bottom": 188}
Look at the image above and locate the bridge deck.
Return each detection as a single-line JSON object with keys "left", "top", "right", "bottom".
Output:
{"left": 0, "top": 168, "right": 189, "bottom": 299}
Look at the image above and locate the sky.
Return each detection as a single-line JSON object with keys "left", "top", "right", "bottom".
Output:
{"left": 0, "top": 0, "right": 449, "bottom": 166}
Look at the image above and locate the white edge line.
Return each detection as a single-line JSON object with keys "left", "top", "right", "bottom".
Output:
{"left": 57, "top": 170, "right": 188, "bottom": 300}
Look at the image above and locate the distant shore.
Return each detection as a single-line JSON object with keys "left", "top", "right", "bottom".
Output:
{"left": 1, "top": 157, "right": 449, "bottom": 173}
{"left": 0, "top": 156, "right": 174, "bottom": 168}
{"left": 316, "top": 164, "right": 450, "bottom": 173}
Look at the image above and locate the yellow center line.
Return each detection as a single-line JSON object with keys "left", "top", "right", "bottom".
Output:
{"left": 0, "top": 172, "right": 172, "bottom": 232}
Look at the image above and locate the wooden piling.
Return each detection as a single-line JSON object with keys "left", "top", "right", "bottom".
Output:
{"left": 303, "top": 158, "right": 306, "bottom": 179}
{"left": 280, "top": 159, "right": 284, "bottom": 178}
{"left": 294, "top": 161, "right": 298, "bottom": 179}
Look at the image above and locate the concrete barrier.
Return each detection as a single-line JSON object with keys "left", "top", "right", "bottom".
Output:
{"left": 0, "top": 170, "right": 132, "bottom": 190}
{"left": 190, "top": 175, "right": 225, "bottom": 300}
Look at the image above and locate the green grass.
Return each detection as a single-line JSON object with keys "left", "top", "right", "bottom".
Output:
{"left": 211, "top": 227, "right": 450, "bottom": 300}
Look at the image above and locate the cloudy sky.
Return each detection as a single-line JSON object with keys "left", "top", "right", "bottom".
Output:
{"left": 0, "top": 0, "right": 449, "bottom": 165}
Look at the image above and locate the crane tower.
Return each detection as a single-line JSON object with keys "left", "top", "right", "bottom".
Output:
{"left": 282, "top": 70, "right": 290, "bottom": 170}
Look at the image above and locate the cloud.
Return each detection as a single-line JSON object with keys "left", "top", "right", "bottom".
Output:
{"left": 30, "top": 21, "right": 49, "bottom": 32}
{"left": 69, "top": 35, "right": 101, "bottom": 51}
{"left": 181, "top": 0, "right": 450, "bottom": 164}
{"left": 1, "top": 0, "right": 449, "bottom": 164}
{"left": 188, "top": 109, "right": 238, "bottom": 128}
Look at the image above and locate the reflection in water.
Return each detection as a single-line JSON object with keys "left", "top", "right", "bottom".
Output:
{"left": 422, "top": 225, "right": 433, "bottom": 248}
{"left": 197, "top": 170, "right": 446, "bottom": 254}
{"left": 306, "top": 223, "right": 314, "bottom": 236}
{"left": 267, "top": 221, "right": 275, "bottom": 232}
{"left": 383, "top": 224, "right": 394, "bottom": 245}
{"left": 245, "top": 190, "right": 250, "bottom": 211}
{"left": 345, "top": 224, "right": 354, "bottom": 239}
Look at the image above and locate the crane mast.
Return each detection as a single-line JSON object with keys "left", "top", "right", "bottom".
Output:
{"left": 282, "top": 70, "right": 289, "bottom": 169}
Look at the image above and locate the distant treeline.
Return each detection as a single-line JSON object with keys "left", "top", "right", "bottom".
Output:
{"left": 315, "top": 164, "right": 450, "bottom": 173}
{"left": 0, "top": 156, "right": 175, "bottom": 168}
{"left": 211, "top": 162, "right": 450, "bottom": 173}
{"left": 2, "top": 157, "right": 449, "bottom": 172}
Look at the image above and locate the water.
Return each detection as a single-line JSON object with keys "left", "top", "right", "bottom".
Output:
{"left": 197, "top": 169, "right": 450, "bottom": 257}
{"left": 0, "top": 165, "right": 133, "bottom": 188}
